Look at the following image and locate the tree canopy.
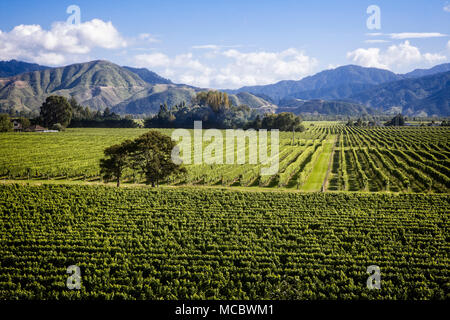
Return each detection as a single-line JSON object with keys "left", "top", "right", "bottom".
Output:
{"left": 99, "top": 140, "right": 134, "bottom": 187}
{"left": 245, "top": 112, "right": 305, "bottom": 132}
{"left": 131, "top": 131, "right": 186, "bottom": 186}
{"left": 40, "top": 96, "right": 72, "bottom": 128}
{"left": 385, "top": 113, "right": 405, "bottom": 126}
{"left": 194, "top": 91, "right": 231, "bottom": 112}
{"left": 0, "top": 114, "right": 13, "bottom": 132}
{"left": 145, "top": 101, "right": 259, "bottom": 129}
{"left": 99, "top": 131, "right": 185, "bottom": 187}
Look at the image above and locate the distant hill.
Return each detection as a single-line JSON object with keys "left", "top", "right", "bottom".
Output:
{"left": 122, "top": 66, "right": 172, "bottom": 84}
{"left": 408, "top": 87, "right": 449, "bottom": 117}
{"left": 0, "top": 59, "right": 49, "bottom": 78}
{"left": 232, "top": 65, "right": 401, "bottom": 102}
{"left": 1, "top": 59, "right": 448, "bottom": 116}
{"left": 112, "top": 85, "right": 197, "bottom": 114}
{"left": 0, "top": 59, "right": 276, "bottom": 115}
{"left": 0, "top": 60, "right": 148, "bottom": 113}
{"left": 277, "top": 99, "right": 373, "bottom": 116}
{"left": 350, "top": 71, "right": 450, "bottom": 116}
{"left": 402, "top": 63, "right": 450, "bottom": 79}
{"left": 229, "top": 92, "right": 277, "bottom": 112}
{"left": 286, "top": 83, "right": 376, "bottom": 101}
{"left": 113, "top": 86, "right": 277, "bottom": 115}
{"left": 231, "top": 63, "right": 450, "bottom": 116}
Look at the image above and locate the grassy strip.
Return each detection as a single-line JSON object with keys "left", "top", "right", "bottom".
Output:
{"left": 301, "top": 135, "right": 336, "bottom": 191}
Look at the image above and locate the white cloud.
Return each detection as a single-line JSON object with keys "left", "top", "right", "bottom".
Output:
{"left": 138, "top": 33, "right": 159, "bottom": 43}
{"left": 389, "top": 32, "right": 447, "bottom": 39}
{"left": 0, "top": 19, "right": 126, "bottom": 65}
{"left": 133, "top": 48, "right": 318, "bottom": 88}
{"left": 347, "top": 41, "right": 447, "bottom": 72}
{"left": 192, "top": 45, "right": 220, "bottom": 50}
{"left": 134, "top": 52, "right": 214, "bottom": 87}
{"left": 219, "top": 48, "right": 318, "bottom": 86}
{"left": 173, "top": 53, "right": 208, "bottom": 72}
{"left": 192, "top": 44, "right": 243, "bottom": 50}
{"left": 347, "top": 48, "right": 388, "bottom": 69}
{"left": 365, "top": 39, "right": 390, "bottom": 44}
{"left": 444, "top": 2, "right": 450, "bottom": 12}
{"left": 135, "top": 52, "right": 210, "bottom": 72}
{"left": 134, "top": 53, "right": 171, "bottom": 68}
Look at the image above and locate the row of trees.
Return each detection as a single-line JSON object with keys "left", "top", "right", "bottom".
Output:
{"left": 100, "top": 130, "right": 185, "bottom": 187}
{"left": 346, "top": 114, "right": 406, "bottom": 127}
{"left": 39, "top": 96, "right": 139, "bottom": 129}
{"left": 145, "top": 91, "right": 304, "bottom": 131}
{"left": 144, "top": 103, "right": 259, "bottom": 129}
{"left": 0, "top": 114, "right": 32, "bottom": 132}
{"left": 245, "top": 113, "right": 304, "bottom": 132}
{"left": 1, "top": 96, "right": 136, "bottom": 132}
{"left": 345, "top": 118, "right": 377, "bottom": 127}
{"left": 144, "top": 100, "right": 260, "bottom": 129}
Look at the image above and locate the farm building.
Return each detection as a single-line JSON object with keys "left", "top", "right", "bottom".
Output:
{"left": 26, "top": 125, "right": 48, "bottom": 132}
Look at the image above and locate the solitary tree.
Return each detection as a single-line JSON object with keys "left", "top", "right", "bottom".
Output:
{"left": 100, "top": 131, "right": 185, "bottom": 187}
{"left": 131, "top": 130, "right": 186, "bottom": 187}
{"left": 40, "top": 96, "right": 72, "bottom": 128}
{"left": 99, "top": 140, "right": 134, "bottom": 187}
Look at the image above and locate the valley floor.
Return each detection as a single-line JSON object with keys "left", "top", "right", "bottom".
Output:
{"left": 0, "top": 122, "right": 448, "bottom": 300}
{"left": 0, "top": 124, "right": 449, "bottom": 193}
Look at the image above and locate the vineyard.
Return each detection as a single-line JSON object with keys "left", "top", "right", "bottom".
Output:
{"left": 0, "top": 125, "right": 449, "bottom": 193}
{"left": 0, "top": 184, "right": 448, "bottom": 299}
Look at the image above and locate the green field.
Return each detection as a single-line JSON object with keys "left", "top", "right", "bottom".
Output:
{"left": 1, "top": 184, "right": 448, "bottom": 300}
{"left": 0, "top": 123, "right": 449, "bottom": 300}
{"left": 0, "top": 125, "right": 448, "bottom": 193}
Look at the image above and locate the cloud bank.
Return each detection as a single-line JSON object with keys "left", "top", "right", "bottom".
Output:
{"left": 134, "top": 48, "right": 318, "bottom": 88}
{"left": 347, "top": 41, "right": 447, "bottom": 72}
{"left": 0, "top": 19, "right": 126, "bottom": 65}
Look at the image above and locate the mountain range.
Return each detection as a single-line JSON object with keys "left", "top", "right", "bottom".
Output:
{"left": 350, "top": 71, "right": 450, "bottom": 116}
{"left": 229, "top": 65, "right": 401, "bottom": 101}
{"left": 0, "top": 59, "right": 448, "bottom": 116}
{"left": 0, "top": 60, "right": 276, "bottom": 115}
{"left": 0, "top": 60, "right": 49, "bottom": 78}
{"left": 230, "top": 63, "right": 450, "bottom": 116}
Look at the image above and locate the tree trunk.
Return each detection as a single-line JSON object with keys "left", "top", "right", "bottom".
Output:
{"left": 117, "top": 178, "right": 120, "bottom": 187}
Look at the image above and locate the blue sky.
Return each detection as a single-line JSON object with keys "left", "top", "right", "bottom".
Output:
{"left": 0, "top": 0, "right": 449, "bottom": 88}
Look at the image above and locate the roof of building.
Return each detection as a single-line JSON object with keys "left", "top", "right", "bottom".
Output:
{"left": 27, "top": 125, "right": 48, "bottom": 131}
